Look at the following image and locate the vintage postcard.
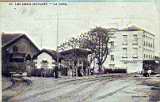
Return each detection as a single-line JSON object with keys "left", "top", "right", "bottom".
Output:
{"left": 1, "top": 0, "right": 160, "bottom": 102}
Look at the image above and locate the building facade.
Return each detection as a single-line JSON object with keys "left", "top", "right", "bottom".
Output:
{"left": 105, "top": 26, "right": 155, "bottom": 73}
{"left": 2, "top": 33, "right": 40, "bottom": 76}
{"left": 33, "top": 49, "right": 57, "bottom": 69}
{"left": 32, "top": 49, "right": 57, "bottom": 77}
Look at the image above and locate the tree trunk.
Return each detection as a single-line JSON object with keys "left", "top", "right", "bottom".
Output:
{"left": 98, "top": 64, "right": 102, "bottom": 73}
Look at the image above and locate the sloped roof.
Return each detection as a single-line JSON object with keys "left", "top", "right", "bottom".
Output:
{"left": 2, "top": 33, "right": 23, "bottom": 47}
{"left": 2, "top": 33, "right": 39, "bottom": 51}
{"left": 32, "top": 49, "right": 57, "bottom": 60}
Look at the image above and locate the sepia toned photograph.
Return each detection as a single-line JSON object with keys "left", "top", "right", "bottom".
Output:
{"left": 1, "top": 0, "right": 160, "bottom": 102}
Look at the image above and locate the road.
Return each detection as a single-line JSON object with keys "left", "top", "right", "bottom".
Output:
{"left": 2, "top": 74, "right": 160, "bottom": 102}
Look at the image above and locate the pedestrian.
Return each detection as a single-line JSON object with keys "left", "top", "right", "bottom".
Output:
{"left": 147, "top": 69, "right": 152, "bottom": 77}
{"left": 55, "top": 65, "right": 59, "bottom": 78}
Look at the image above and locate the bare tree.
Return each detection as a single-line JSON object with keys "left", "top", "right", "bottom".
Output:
{"left": 58, "top": 37, "right": 81, "bottom": 51}
{"left": 80, "top": 27, "right": 110, "bottom": 71}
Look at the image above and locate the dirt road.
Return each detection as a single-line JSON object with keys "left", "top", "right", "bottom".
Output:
{"left": 2, "top": 75, "right": 160, "bottom": 102}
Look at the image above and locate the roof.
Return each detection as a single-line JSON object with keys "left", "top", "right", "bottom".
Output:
{"left": 2, "top": 33, "right": 39, "bottom": 51}
{"left": 2, "top": 33, "right": 23, "bottom": 47}
{"left": 32, "top": 49, "right": 57, "bottom": 60}
{"left": 59, "top": 48, "right": 91, "bottom": 60}
{"left": 119, "top": 26, "right": 143, "bottom": 31}
{"left": 113, "top": 25, "right": 155, "bottom": 36}
{"left": 60, "top": 48, "right": 92, "bottom": 56}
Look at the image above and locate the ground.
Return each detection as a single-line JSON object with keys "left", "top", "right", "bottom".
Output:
{"left": 2, "top": 74, "right": 160, "bottom": 102}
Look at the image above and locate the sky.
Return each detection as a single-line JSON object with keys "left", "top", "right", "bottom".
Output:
{"left": 0, "top": 0, "right": 160, "bottom": 55}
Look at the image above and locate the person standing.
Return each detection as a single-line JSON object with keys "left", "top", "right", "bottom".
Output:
{"left": 55, "top": 65, "right": 59, "bottom": 78}
{"left": 147, "top": 69, "right": 152, "bottom": 77}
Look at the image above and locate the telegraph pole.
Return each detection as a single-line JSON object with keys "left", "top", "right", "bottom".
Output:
{"left": 55, "top": 0, "right": 59, "bottom": 78}
{"left": 40, "top": 33, "right": 43, "bottom": 49}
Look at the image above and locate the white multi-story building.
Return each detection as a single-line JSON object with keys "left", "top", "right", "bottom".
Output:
{"left": 105, "top": 26, "right": 155, "bottom": 73}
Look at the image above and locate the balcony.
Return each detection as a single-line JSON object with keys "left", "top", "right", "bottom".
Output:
{"left": 122, "top": 56, "right": 128, "bottom": 58}
{"left": 132, "top": 56, "right": 138, "bottom": 58}
{"left": 8, "top": 53, "right": 26, "bottom": 62}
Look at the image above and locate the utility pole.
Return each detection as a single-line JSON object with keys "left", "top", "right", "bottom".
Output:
{"left": 55, "top": 1, "right": 59, "bottom": 78}
{"left": 40, "top": 33, "right": 43, "bottom": 49}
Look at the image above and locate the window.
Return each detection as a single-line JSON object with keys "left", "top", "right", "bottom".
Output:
{"left": 146, "top": 42, "right": 148, "bottom": 47}
{"left": 41, "top": 60, "right": 48, "bottom": 64}
{"left": 41, "top": 60, "right": 48, "bottom": 68}
{"left": 9, "top": 58, "right": 24, "bottom": 62}
{"left": 146, "top": 42, "right": 149, "bottom": 47}
{"left": 110, "top": 55, "right": 114, "bottom": 61}
{"left": 122, "top": 35, "right": 128, "bottom": 45}
{"left": 13, "top": 46, "right": 18, "bottom": 52}
{"left": 122, "top": 48, "right": 127, "bottom": 58}
{"left": 150, "top": 43, "right": 152, "bottom": 48}
{"left": 143, "top": 35, "right": 145, "bottom": 37}
{"left": 25, "top": 54, "right": 31, "bottom": 61}
{"left": 133, "top": 48, "right": 138, "bottom": 58}
{"left": 148, "top": 43, "right": 150, "bottom": 47}
{"left": 152, "top": 40, "right": 154, "bottom": 48}
{"left": 9, "top": 53, "right": 25, "bottom": 62}
{"left": 153, "top": 42, "right": 154, "bottom": 48}
{"left": 133, "top": 34, "right": 138, "bottom": 45}
{"left": 110, "top": 41, "right": 114, "bottom": 48}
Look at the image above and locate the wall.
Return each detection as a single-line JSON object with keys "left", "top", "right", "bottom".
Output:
{"left": 34, "top": 52, "right": 56, "bottom": 69}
